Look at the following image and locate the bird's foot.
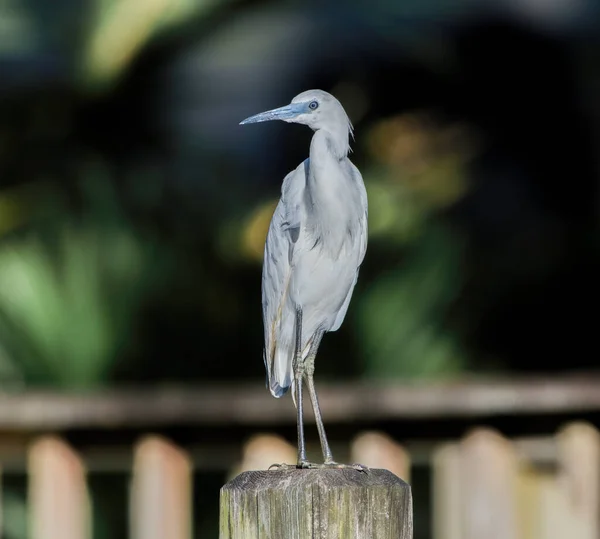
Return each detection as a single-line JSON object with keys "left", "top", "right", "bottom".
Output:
{"left": 268, "top": 461, "right": 368, "bottom": 473}
{"left": 297, "top": 460, "right": 369, "bottom": 473}
{"left": 324, "top": 460, "right": 369, "bottom": 473}
{"left": 268, "top": 462, "right": 297, "bottom": 471}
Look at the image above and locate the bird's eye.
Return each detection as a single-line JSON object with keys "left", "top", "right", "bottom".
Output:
{"left": 308, "top": 101, "right": 319, "bottom": 110}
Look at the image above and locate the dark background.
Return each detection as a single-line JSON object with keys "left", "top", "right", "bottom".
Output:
{"left": 0, "top": 0, "right": 599, "bottom": 536}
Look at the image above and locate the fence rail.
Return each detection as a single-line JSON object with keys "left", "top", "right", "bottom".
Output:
{"left": 1, "top": 375, "right": 600, "bottom": 538}
{"left": 0, "top": 374, "right": 598, "bottom": 430}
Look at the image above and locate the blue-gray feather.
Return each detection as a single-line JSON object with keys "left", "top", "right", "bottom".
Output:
{"left": 246, "top": 89, "right": 368, "bottom": 399}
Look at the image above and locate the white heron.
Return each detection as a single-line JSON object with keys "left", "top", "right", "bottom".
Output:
{"left": 240, "top": 90, "right": 368, "bottom": 469}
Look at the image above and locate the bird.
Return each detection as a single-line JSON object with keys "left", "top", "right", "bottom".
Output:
{"left": 240, "top": 90, "right": 368, "bottom": 469}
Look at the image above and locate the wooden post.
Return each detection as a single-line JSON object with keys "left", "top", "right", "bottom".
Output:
{"left": 219, "top": 468, "right": 412, "bottom": 539}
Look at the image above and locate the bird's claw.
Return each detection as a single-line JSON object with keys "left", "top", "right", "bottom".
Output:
{"left": 351, "top": 463, "right": 370, "bottom": 474}
{"left": 268, "top": 463, "right": 296, "bottom": 471}
{"left": 325, "top": 461, "right": 369, "bottom": 474}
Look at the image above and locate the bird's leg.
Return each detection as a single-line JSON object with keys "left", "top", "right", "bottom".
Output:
{"left": 270, "top": 321, "right": 366, "bottom": 473}
{"left": 304, "top": 331, "right": 368, "bottom": 473}
{"left": 293, "top": 307, "right": 308, "bottom": 467}
{"left": 303, "top": 330, "right": 334, "bottom": 462}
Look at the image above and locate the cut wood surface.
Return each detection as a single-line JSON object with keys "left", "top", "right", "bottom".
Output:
{"left": 220, "top": 468, "right": 412, "bottom": 539}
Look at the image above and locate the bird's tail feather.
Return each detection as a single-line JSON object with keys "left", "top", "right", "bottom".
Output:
{"left": 268, "top": 344, "right": 292, "bottom": 398}
{"left": 268, "top": 338, "right": 312, "bottom": 407}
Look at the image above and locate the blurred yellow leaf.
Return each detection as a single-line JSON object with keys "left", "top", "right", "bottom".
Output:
{"left": 241, "top": 199, "right": 278, "bottom": 262}
{"left": 84, "top": 0, "right": 173, "bottom": 87}
{"left": 364, "top": 111, "right": 477, "bottom": 215}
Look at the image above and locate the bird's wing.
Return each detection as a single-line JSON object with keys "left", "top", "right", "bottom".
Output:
{"left": 261, "top": 159, "right": 307, "bottom": 397}
{"left": 330, "top": 162, "right": 368, "bottom": 332}
{"left": 350, "top": 161, "right": 369, "bottom": 267}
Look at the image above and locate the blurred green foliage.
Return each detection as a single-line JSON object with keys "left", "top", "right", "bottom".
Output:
{"left": 0, "top": 0, "right": 479, "bottom": 391}
{"left": 0, "top": 111, "right": 475, "bottom": 388}
{"left": 358, "top": 225, "right": 464, "bottom": 378}
{"left": 0, "top": 173, "right": 167, "bottom": 388}
{"left": 354, "top": 112, "right": 474, "bottom": 378}
{"left": 2, "top": 477, "right": 27, "bottom": 539}
{"left": 0, "top": 0, "right": 597, "bottom": 537}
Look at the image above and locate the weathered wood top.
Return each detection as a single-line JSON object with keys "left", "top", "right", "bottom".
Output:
{"left": 0, "top": 374, "right": 598, "bottom": 430}
{"left": 224, "top": 467, "right": 405, "bottom": 491}
{"left": 220, "top": 468, "right": 412, "bottom": 539}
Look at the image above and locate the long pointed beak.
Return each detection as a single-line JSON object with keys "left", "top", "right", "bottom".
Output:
{"left": 240, "top": 103, "right": 305, "bottom": 125}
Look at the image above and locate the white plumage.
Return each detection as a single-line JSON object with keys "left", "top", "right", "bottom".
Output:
{"left": 241, "top": 89, "right": 368, "bottom": 467}
{"left": 262, "top": 153, "right": 367, "bottom": 397}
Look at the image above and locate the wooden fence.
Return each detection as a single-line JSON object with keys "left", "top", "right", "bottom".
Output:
{"left": 2, "top": 375, "right": 600, "bottom": 538}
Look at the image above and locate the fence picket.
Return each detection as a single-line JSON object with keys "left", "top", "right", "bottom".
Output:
{"left": 130, "top": 435, "right": 192, "bottom": 539}
{"left": 28, "top": 436, "right": 90, "bottom": 539}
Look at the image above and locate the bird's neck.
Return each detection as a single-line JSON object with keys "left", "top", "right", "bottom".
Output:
{"left": 310, "top": 126, "right": 349, "bottom": 161}
{"left": 305, "top": 130, "right": 354, "bottom": 253}
{"left": 307, "top": 129, "right": 348, "bottom": 215}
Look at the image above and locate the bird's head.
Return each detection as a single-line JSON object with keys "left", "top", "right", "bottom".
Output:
{"left": 240, "top": 89, "right": 353, "bottom": 137}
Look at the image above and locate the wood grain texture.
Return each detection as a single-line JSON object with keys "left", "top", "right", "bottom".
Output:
{"left": 220, "top": 468, "right": 412, "bottom": 539}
